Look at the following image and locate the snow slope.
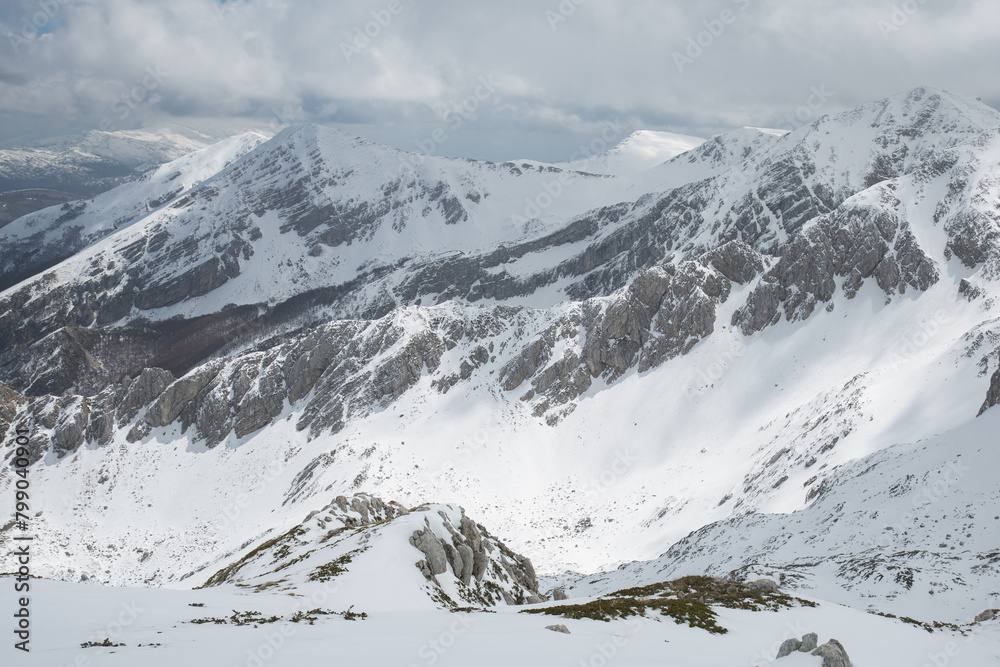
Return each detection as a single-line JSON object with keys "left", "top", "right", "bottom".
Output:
{"left": 2, "top": 577, "right": 998, "bottom": 667}
{"left": 559, "top": 129, "right": 706, "bottom": 175}
{"left": 0, "top": 118, "right": 278, "bottom": 196}
{"left": 1, "top": 87, "right": 1000, "bottom": 650}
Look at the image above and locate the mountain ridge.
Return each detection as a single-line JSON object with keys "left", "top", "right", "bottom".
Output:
{"left": 1, "top": 86, "right": 999, "bottom": 627}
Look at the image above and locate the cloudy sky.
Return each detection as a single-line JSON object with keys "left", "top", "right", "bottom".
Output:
{"left": 1, "top": 0, "right": 998, "bottom": 161}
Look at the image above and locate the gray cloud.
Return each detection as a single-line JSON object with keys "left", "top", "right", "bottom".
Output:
{"left": 0, "top": 0, "right": 997, "bottom": 160}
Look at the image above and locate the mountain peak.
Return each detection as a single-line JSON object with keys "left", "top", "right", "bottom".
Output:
{"left": 856, "top": 85, "right": 1000, "bottom": 135}
{"left": 559, "top": 128, "right": 705, "bottom": 175}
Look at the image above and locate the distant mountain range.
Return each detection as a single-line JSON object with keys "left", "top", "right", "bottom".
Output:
{"left": 0, "top": 119, "right": 276, "bottom": 226}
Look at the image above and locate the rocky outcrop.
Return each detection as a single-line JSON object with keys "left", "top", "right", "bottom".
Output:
{"left": 733, "top": 197, "right": 939, "bottom": 334}
{"left": 10, "top": 311, "right": 449, "bottom": 454}
{"left": 700, "top": 240, "right": 767, "bottom": 284}
{"left": 812, "top": 639, "right": 853, "bottom": 667}
{"left": 500, "top": 256, "right": 736, "bottom": 419}
{"left": 977, "top": 361, "right": 1000, "bottom": 416}
{"left": 947, "top": 210, "right": 1000, "bottom": 278}
{"left": 776, "top": 638, "right": 801, "bottom": 658}
{"left": 776, "top": 635, "right": 848, "bottom": 666}
{"left": 777, "top": 632, "right": 818, "bottom": 658}
{"left": 5, "top": 92, "right": 1000, "bottom": 461}
{"left": 975, "top": 609, "right": 998, "bottom": 623}
{"left": 0, "top": 381, "right": 26, "bottom": 444}
{"left": 6, "top": 250, "right": 743, "bottom": 455}
{"left": 409, "top": 506, "right": 542, "bottom": 605}
{"left": 410, "top": 523, "right": 450, "bottom": 579}
{"left": 201, "top": 494, "right": 540, "bottom": 609}
{"left": 200, "top": 492, "right": 410, "bottom": 588}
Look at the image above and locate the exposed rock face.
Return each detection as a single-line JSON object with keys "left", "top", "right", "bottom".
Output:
{"left": 500, "top": 255, "right": 737, "bottom": 420}
{"left": 947, "top": 209, "right": 1000, "bottom": 279}
{"left": 800, "top": 633, "right": 819, "bottom": 652}
{"left": 10, "top": 310, "right": 453, "bottom": 455}
{"left": 812, "top": 639, "right": 853, "bottom": 667}
{"left": 0, "top": 191, "right": 953, "bottom": 455}
{"left": 776, "top": 638, "right": 802, "bottom": 658}
{"left": 196, "top": 493, "right": 540, "bottom": 608}
{"left": 975, "top": 609, "right": 998, "bottom": 623}
{"left": 978, "top": 361, "right": 1000, "bottom": 416}
{"left": 5, "top": 245, "right": 752, "bottom": 458}
{"left": 410, "top": 523, "right": 450, "bottom": 580}
{"left": 733, "top": 198, "right": 939, "bottom": 334}
{"left": 3, "top": 91, "right": 998, "bottom": 456}
{"left": 409, "top": 506, "right": 541, "bottom": 605}
{"left": 545, "top": 624, "right": 571, "bottom": 634}
{"left": 777, "top": 633, "right": 819, "bottom": 658}
{"left": 7, "top": 92, "right": 989, "bottom": 410}
{"left": 0, "top": 382, "right": 26, "bottom": 442}
{"left": 701, "top": 240, "right": 767, "bottom": 284}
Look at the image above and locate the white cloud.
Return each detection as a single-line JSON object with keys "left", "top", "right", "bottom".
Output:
{"left": 0, "top": 0, "right": 997, "bottom": 159}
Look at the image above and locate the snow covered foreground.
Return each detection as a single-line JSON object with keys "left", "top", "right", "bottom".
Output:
{"left": 4, "top": 577, "right": 999, "bottom": 666}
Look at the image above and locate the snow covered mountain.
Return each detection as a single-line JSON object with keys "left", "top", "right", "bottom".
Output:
{"left": 0, "top": 119, "right": 277, "bottom": 223}
{"left": 0, "top": 132, "right": 268, "bottom": 294}
{"left": 2, "top": 87, "right": 1000, "bottom": 660}
{"left": 558, "top": 129, "right": 706, "bottom": 175}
